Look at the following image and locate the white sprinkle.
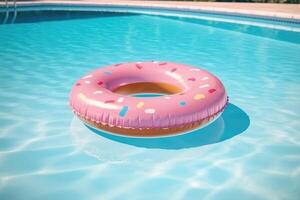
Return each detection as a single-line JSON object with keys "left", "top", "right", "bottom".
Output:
{"left": 164, "top": 96, "right": 171, "bottom": 99}
{"left": 165, "top": 71, "right": 184, "bottom": 83}
{"left": 137, "top": 61, "right": 142, "bottom": 64}
{"left": 199, "top": 84, "right": 209, "bottom": 88}
{"left": 145, "top": 109, "right": 155, "bottom": 114}
{"left": 82, "top": 74, "right": 93, "bottom": 79}
{"left": 119, "top": 82, "right": 128, "bottom": 86}
{"left": 201, "top": 77, "right": 209, "bottom": 81}
{"left": 93, "top": 90, "right": 103, "bottom": 94}
{"left": 153, "top": 61, "right": 159, "bottom": 63}
{"left": 189, "top": 68, "right": 201, "bottom": 71}
{"left": 85, "top": 80, "right": 91, "bottom": 84}
{"left": 117, "top": 97, "right": 124, "bottom": 103}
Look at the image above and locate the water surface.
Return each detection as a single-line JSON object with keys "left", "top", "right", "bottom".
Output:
{"left": 0, "top": 10, "right": 299, "bottom": 200}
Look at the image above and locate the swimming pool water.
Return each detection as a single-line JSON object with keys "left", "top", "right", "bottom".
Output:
{"left": 0, "top": 8, "right": 300, "bottom": 200}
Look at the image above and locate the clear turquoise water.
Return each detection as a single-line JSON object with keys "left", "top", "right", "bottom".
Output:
{"left": 0, "top": 9, "right": 300, "bottom": 200}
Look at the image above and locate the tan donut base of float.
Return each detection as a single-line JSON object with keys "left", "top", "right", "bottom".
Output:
{"left": 77, "top": 109, "right": 223, "bottom": 137}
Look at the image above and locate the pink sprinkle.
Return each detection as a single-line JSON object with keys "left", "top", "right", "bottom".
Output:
{"left": 188, "top": 78, "right": 196, "bottom": 81}
{"left": 114, "top": 63, "right": 121, "bottom": 67}
{"left": 171, "top": 68, "right": 177, "bottom": 72}
{"left": 97, "top": 81, "right": 103, "bottom": 85}
{"left": 208, "top": 89, "right": 216, "bottom": 93}
{"left": 159, "top": 62, "right": 167, "bottom": 66}
{"left": 76, "top": 83, "right": 81, "bottom": 86}
{"left": 104, "top": 100, "right": 115, "bottom": 104}
{"left": 136, "top": 64, "right": 143, "bottom": 69}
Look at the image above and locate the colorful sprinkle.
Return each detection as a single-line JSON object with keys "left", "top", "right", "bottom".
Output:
{"left": 136, "top": 102, "right": 144, "bottom": 109}
{"left": 104, "top": 71, "right": 112, "bottom": 75}
{"left": 76, "top": 83, "right": 81, "bottom": 86}
{"left": 193, "top": 93, "right": 205, "bottom": 100}
{"left": 117, "top": 97, "right": 124, "bottom": 103}
{"left": 145, "top": 108, "right": 155, "bottom": 114}
{"left": 97, "top": 81, "right": 103, "bottom": 85}
{"left": 199, "top": 84, "right": 209, "bottom": 88}
{"left": 208, "top": 89, "right": 216, "bottom": 93}
{"left": 114, "top": 63, "right": 121, "bottom": 67}
{"left": 119, "top": 106, "right": 128, "bottom": 117}
{"left": 189, "top": 68, "right": 201, "bottom": 71}
{"left": 159, "top": 62, "right": 167, "bottom": 65}
{"left": 136, "top": 64, "right": 143, "bottom": 69}
{"left": 171, "top": 68, "right": 177, "bottom": 72}
{"left": 93, "top": 90, "right": 103, "bottom": 94}
{"left": 82, "top": 74, "right": 93, "bottom": 79}
{"left": 78, "top": 93, "right": 86, "bottom": 100}
{"left": 104, "top": 100, "right": 115, "bottom": 104}
{"left": 119, "top": 82, "right": 127, "bottom": 87}
{"left": 85, "top": 80, "right": 91, "bottom": 84}
{"left": 188, "top": 78, "right": 196, "bottom": 81}
{"left": 179, "top": 101, "right": 186, "bottom": 106}
{"left": 201, "top": 77, "right": 209, "bottom": 81}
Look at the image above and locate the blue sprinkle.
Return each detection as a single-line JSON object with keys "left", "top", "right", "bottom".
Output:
{"left": 119, "top": 106, "right": 128, "bottom": 117}
{"left": 179, "top": 101, "right": 186, "bottom": 106}
{"left": 104, "top": 71, "right": 112, "bottom": 75}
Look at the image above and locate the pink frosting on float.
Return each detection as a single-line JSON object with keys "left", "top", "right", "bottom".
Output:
{"left": 69, "top": 61, "right": 228, "bottom": 129}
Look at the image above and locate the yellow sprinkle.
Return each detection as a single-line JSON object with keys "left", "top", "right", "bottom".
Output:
{"left": 78, "top": 93, "right": 87, "bottom": 100}
{"left": 137, "top": 102, "right": 144, "bottom": 109}
{"left": 193, "top": 93, "right": 205, "bottom": 100}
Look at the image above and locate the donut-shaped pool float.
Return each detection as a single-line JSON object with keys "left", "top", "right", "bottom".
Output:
{"left": 69, "top": 61, "right": 228, "bottom": 137}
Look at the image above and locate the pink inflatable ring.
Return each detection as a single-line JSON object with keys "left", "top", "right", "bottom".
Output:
{"left": 70, "top": 61, "right": 228, "bottom": 137}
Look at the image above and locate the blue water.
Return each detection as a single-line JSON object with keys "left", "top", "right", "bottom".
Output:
{"left": 0, "top": 8, "right": 300, "bottom": 200}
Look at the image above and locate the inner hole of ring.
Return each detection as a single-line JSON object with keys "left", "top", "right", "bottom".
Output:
{"left": 112, "top": 82, "right": 182, "bottom": 97}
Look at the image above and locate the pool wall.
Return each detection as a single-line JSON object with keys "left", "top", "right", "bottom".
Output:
{"left": 1, "top": 1, "right": 300, "bottom": 24}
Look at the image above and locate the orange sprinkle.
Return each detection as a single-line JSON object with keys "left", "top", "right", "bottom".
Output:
{"left": 193, "top": 93, "right": 205, "bottom": 100}
{"left": 136, "top": 102, "right": 144, "bottom": 109}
